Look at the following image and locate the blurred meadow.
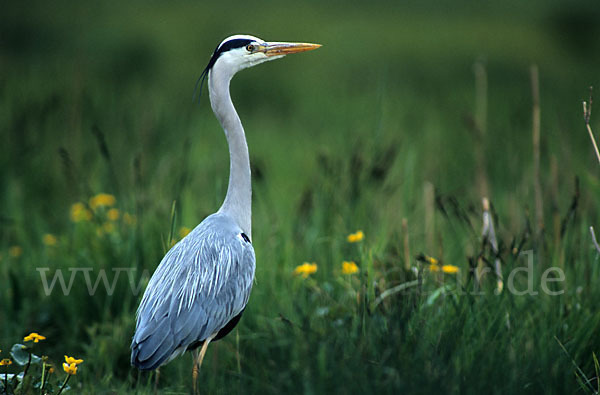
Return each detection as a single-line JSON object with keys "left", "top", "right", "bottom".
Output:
{"left": 1, "top": 0, "right": 600, "bottom": 393}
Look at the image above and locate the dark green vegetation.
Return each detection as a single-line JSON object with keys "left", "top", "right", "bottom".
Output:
{"left": 1, "top": 0, "right": 600, "bottom": 393}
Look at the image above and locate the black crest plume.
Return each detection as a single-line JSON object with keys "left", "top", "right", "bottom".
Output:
{"left": 193, "top": 38, "right": 254, "bottom": 103}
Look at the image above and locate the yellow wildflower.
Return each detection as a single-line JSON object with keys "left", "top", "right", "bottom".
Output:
{"left": 64, "top": 355, "right": 84, "bottom": 365}
{"left": 347, "top": 230, "right": 364, "bottom": 243}
{"left": 0, "top": 358, "right": 12, "bottom": 366}
{"left": 123, "top": 213, "right": 137, "bottom": 226}
{"left": 70, "top": 202, "right": 92, "bottom": 222}
{"left": 102, "top": 222, "right": 115, "bottom": 233}
{"left": 441, "top": 265, "right": 459, "bottom": 274}
{"left": 48, "top": 366, "right": 55, "bottom": 374}
{"left": 42, "top": 234, "right": 58, "bottom": 246}
{"left": 9, "top": 246, "right": 22, "bottom": 258}
{"left": 89, "top": 193, "right": 116, "bottom": 210}
{"left": 179, "top": 227, "right": 191, "bottom": 239}
{"left": 63, "top": 362, "right": 77, "bottom": 375}
{"left": 293, "top": 262, "right": 317, "bottom": 278}
{"left": 426, "top": 256, "right": 438, "bottom": 265}
{"left": 429, "top": 264, "right": 440, "bottom": 272}
{"left": 107, "top": 208, "right": 120, "bottom": 221}
{"left": 342, "top": 261, "right": 359, "bottom": 275}
{"left": 24, "top": 332, "right": 46, "bottom": 343}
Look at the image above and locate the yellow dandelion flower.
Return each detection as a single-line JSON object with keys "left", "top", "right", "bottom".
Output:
{"left": 293, "top": 262, "right": 317, "bottom": 278}
{"left": 0, "top": 358, "right": 12, "bottom": 366}
{"left": 9, "top": 246, "right": 22, "bottom": 258}
{"left": 429, "top": 264, "right": 440, "bottom": 272}
{"left": 64, "top": 355, "right": 84, "bottom": 365}
{"left": 107, "top": 208, "right": 120, "bottom": 221}
{"left": 179, "top": 227, "right": 191, "bottom": 239}
{"left": 102, "top": 222, "right": 115, "bottom": 233}
{"left": 347, "top": 230, "right": 364, "bottom": 243}
{"left": 24, "top": 332, "right": 46, "bottom": 343}
{"left": 63, "top": 362, "right": 77, "bottom": 375}
{"left": 70, "top": 202, "right": 92, "bottom": 222}
{"left": 89, "top": 193, "right": 116, "bottom": 210}
{"left": 426, "top": 256, "right": 438, "bottom": 265}
{"left": 342, "top": 261, "right": 359, "bottom": 275}
{"left": 42, "top": 234, "right": 58, "bottom": 246}
{"left": 123, "top": 213, "right": 137, "bottom": 226}
{"left": 48, "top": 366, "right": 55, "bottom": 374}
{"left": 441, "top": 265, "right": 459, "bottom": 274}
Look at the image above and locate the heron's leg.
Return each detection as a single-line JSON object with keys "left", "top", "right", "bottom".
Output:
{"left": 154, "top": 367, "right": 160, "bottom": 395}
{"left": 192, "top": 333, "right": 216, "bottom": 395}
{"left": 196, "top": 333, "right": 216, "bottom": 370}
{"left": 192, "top": 349, "right": 200, "bottom": 395}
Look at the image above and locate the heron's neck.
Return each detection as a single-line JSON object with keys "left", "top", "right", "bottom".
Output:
{"left": 208, "top": 68, "right": 252, "bottom": 238}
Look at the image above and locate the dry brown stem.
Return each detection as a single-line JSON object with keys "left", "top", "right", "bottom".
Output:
{"left": 583, "top": 86, "right": 600, "bottom": 165}
{"left": 481, "top": 197, "right": 503, "bottom": 292}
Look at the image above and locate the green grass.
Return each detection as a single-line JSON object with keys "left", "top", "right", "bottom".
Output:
{"left": 1, "top": 0, "right": 600, "bottom": 393}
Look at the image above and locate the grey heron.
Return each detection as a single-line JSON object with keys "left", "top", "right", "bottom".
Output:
{"left": 130, "top": 34, "right": 320, "bottom": 389}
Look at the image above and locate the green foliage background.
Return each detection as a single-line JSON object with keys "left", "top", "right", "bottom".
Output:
{"left": 1, "top": 0, "right": 600, "bottom": 393}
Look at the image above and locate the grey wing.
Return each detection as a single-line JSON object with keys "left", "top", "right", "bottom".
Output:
{"left": 131, "top": 215, "right": 255, "bottom": 370}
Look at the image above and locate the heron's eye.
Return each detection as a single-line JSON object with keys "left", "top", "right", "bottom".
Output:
{"left": 246, "top": 44, "right": 255, "bottom": 53}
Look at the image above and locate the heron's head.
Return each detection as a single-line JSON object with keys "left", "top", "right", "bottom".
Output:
{"left": 196, "top": 34, "right": 320, "bottom": 96}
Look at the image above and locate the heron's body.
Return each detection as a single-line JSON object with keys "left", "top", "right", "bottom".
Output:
{"left": 130, "top": 34, "right": 320, "bottom": 380}
{"left": 131, "top": 213, "right": 255, "bottom": 370}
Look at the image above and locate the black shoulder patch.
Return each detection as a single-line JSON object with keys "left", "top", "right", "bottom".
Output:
{"left": 193, "top": 38, "right": 254, "bottom": 102}
{"left": 240, "top": 233, "right": 251, "bottom": 243}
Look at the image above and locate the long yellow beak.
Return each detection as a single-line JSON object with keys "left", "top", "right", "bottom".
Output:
{"left": 263, "top": 42, "right": 322, "bottom": 57}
